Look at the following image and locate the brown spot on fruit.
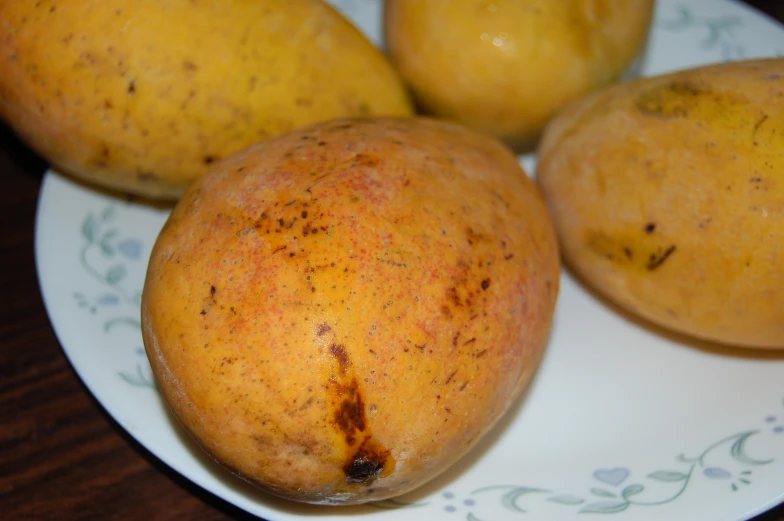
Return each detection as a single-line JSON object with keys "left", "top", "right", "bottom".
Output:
{"left": 331, "top": 344, "right": 350, "bottom": 374}
{"left": 481, "top": 279, "right": 490, "bottom": 290}
{"left": 646, "top": 245, "right": 677, "bottom": 271}
{"left": 344, "top": 447, "right": 384, "bottom": 484}
{"left": 317, "top": 323, "right": 331, "bottom": 336}
{"left": 333, "top": 379, "right": 365, "bottom": 444}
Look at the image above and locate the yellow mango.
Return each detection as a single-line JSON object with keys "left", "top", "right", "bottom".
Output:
{"left": 141, "top": 117, "right": 560, "bottom": 504}
{"left": 0, "top": 0, "right": 413, "bottom": 198}
{"left": 537, "top": 58, "right": 784, "bottom": 349}
{"left": 384, "top": 0, "right": 653, "bottom": 151}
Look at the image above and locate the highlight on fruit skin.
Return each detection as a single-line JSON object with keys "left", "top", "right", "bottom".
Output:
{"left": 141, "top": 116, "right": 560, "bottom": 504}
{"left": 0, "top": 0, "right": 413, "bottom": 199}
{"left": 537, "top": 57, "right": 784, "bottom": 349}
{"left": 384, "top": 0, "right": 654, "bottom": 152}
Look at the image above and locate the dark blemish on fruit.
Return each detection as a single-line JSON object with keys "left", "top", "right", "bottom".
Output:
{"left": 272, "top": 245, "right": 287, "bottom": 254}
{"left": 286, "top": 199, "right": 297, "bottom": 206}
{"left": 331, "top": 344, "right": 350, "bottom": 374}
{"left": 344, "top": 446, "right": 385, "bottom": 484}
{"left": 623, "top": 247, "right": 633, "bottom": 259}
{"left": 317, "top": 323, "right": 331, "bottom": 336}
{"left": 644, "top": 223, "right": 656, "bottom": 234}
{"left": 311, "top": 286, "right": 316, "bottom": 293}
{"left": 377, "top": 257, "right": 407, "bottom": 268}
{"left": 317, "top": 141, "right": 327, "bottom": 146}
{"left": 750, "top": 177, "right": 762, "bottom": 183}
{"left": 504, "top": 253, "right": 514, "bottom": 260}
{"left": 465, "top": 227, "right": 490, "bottom": 246}
{"left": 635, "top": 81, "right": 703, "bottom": 118}
{"left": 463, "top": 337, "right": 476, "bottom": 345}
{"left": 289, "top": 252, "right": 296, "bottom": 257}
{"left": 475, "top": 349, "right": 487, "bottom": 358}
{"left": 200, "top": 309, "right": 207, "bottom": 316}
{"left": 647, "top": 245, "right": 677, "bottom": 271}
{"left": 127, "top": 80, "right": 136, "bottom": 95}
{"left": 459, "top": 382, "right": 469, "bottom": 391}
{"left": 481, "top": 279, "right": 490, "bottom": 291}
{"left": 441, "top": 305, "right": 453, "bottom": 319}
{"left": 447, "top": 287, "right": 462, "bottom": 307}
{"left": 183, "top": 60, "right": 198, "bottom": 71}
{"left": 452, "top": 331, "right": 461, "bottom": 347}
{"left": 210, "top": 285, "right": 216, "bottom": 297}
{"left": 416, "top": 344, "right": 426, "bottom": 352}
{"left": 301, "top": 210, "right": 308, "bottom": 218}
{"left": 203, "top": 155, "right": 217, "bottom": 165}
{"left": 333, "top": 379, "right": 365, "bottom": 444}
{"left": 445, "top": 370, "right": 458, "bottom": 385}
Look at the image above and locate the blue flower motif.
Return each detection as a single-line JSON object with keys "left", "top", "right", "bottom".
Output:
{"left": 704, "top": 467, "right": 732, "bottom": 479}
{"left": 439, "top": 491, "right": 477, "bottom": 514}
{"left": 97, "top": 293, "right": 120, "bottom": 306}
{"left": 117, "top": 238, "right": 142, "bottom": 260}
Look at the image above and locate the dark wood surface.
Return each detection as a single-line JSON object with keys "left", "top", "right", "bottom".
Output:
{"left": 1, "top": 2, "right": 784, "bottom": 519}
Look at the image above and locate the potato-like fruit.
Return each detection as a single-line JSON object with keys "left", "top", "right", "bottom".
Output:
{"left": 537, "top": 58, "right": 784, "bottom": 349}
{"left": 383, "top": 0, "right": 653, "bottom": 151}
{"left": 141, "top": 117, "right": 560, "bottom": 504}
{"left": 0, "top": 0, "right": 413, "bottom": 199}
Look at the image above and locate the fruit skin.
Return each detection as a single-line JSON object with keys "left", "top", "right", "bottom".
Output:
{"left": 0, "top": 0, "right": 413, "bottom": 199}
{"left": 537, "top": 58, "right": 784, "bottom": 349}
{"left": 141, "top": 117, "right": 560, "bottom": 504}
{"left": 383, "top": 0, "right": 653, "bottom": 152}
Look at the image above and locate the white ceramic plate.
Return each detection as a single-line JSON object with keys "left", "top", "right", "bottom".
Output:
{"left": 35, "top": 1, "right": 784, "bottom": 520}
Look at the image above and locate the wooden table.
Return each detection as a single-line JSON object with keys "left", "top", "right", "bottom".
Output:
{"left": 2, "top": 2, "right": 784, "bottom": 519}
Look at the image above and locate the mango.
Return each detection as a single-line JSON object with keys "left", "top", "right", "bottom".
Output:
{"left": 383, "top": 0, "right": 653, "bottom": 151}
{"left": 141, "top": 117, "right": 560, "bottom": 504}
{"left": 0, "top": 0, "right": 413, "bottom": 199}
{"left": 537, "top": 58, "right": 784, "bottom": 349}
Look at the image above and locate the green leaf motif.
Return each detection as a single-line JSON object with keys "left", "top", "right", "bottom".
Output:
{"left": 99, "top": 229, "right": 119, "bottom": 257}
{"left": 82, "top": 214, "right": 98, "bottom": 243}
{"left": 101, "top": 205, "right": 116, "bottom": 221}
{"left": 730, "top": 431, "right": 773, "bottom": 466}
{"left": 500, "top": 487, "right": 548, "bottom": 512}
{"left": 104, "top": 317, "right": 142, "bottom": 333}
{"left": 547, "top": 494, "right": 585, "bottom": 505}
{"left": 118, "top": 364, "right": 155, "bottom": 389}
{"left": 580, "top": 501, "right": 630, "bottom": 514}
{"left": 590, "top": 487, "right": 617, "bottom": 498}
{"left": 621, "top": 484, "right": 644, "bottom": 499}
{"left": 648, "top": 470, "right": 689, "bottom": 482}
{"left": 106, "top": 264, "right": 127, "bottom": 285}
{"left": 466, "top": 514, "right": 486, "bottom": 521}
